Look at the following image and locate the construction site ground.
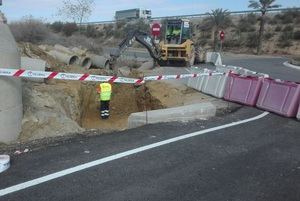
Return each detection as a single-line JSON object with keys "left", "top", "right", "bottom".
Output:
{"left": 0, "top": 44, "right": 234, "bottom": 148}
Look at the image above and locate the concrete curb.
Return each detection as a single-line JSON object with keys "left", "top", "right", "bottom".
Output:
{"left": 283, "top": 61, "right": 300, "bottom": 71}
{"left": 128, "top": 102, "right": 216, "bottom": 129}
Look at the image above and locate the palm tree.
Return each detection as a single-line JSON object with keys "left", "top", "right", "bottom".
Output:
{"left": 209, "top": 9, "right": 231, "bottom": 51}
{"left": 248, "top": 0, "right": 281, "bottom": 54}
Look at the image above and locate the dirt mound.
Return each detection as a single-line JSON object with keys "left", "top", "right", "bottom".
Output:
{"left": 16, "top": 43, "right": 213, "bottom": 143}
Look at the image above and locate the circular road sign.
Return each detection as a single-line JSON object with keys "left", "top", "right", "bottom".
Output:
{"left": 151, "top": 23, "right": 161, "bottom": 37}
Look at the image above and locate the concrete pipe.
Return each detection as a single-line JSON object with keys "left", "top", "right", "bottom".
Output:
{"left": 54, "top": 44, "right": 74, "bottom": 55}
{"left": 48, "top": 50, "right": 79, "bottom": 65}
{"left": 87, "top": 54, "right": 110, "bottom": 69}
{"left": 0, "top": 14, "right": 23, "bottom": 143}
{"left": 71, "top": 47, "right": 87, "bottom": 56}
{"left": 80, "top": 57, "right": 92, "bottom": 69}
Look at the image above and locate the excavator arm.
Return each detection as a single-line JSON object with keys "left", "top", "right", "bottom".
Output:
{"left": 109, "top": 30, "right": 161, "bottom": 68}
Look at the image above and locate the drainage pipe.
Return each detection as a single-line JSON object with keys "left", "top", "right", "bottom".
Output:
{"left": 79, "top": 57, "right": 92, "bottom": 69}
{"left": 48, "top": 50, "right": 80, "bottom": 66}
{"left": 87, "top": 54, "right": 110, "bottom": 69}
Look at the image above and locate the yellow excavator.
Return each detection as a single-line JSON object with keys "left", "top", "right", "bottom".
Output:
{"left": 109, "top": 19, "right": 200, "bottom": 68}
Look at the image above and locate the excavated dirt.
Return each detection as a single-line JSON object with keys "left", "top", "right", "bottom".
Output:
{"left": 16, "top": 43, "right": 213, "bottom": 143}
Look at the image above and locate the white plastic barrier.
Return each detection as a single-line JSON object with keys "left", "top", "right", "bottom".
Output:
{"left": 187, "top": 68, "right": 206, "bottom": 91}
{"left": 201, "top": 72, "right": 228, "bottom": 98}
{"left": 216, "top": 65, "right": 243, "bottom": 74}
{"left": 0, "top": 155, "right": 10, "bottom": 173}
{"left": 216, "top": 65, "right": 269, "bottom": 78}
{"left": 206, "top": 52, "right": 222, "bottom": 66}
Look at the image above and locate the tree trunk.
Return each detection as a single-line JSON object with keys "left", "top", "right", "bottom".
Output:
{"left": 257, "top": 14, "right": 265, "bottom": 55}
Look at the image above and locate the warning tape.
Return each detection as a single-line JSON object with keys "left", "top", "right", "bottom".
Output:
{"left": 0, "top": 68, "right": 225, "bottom": 84}
{"left": 0, "top": 68, "right": 142, "bottom": 84}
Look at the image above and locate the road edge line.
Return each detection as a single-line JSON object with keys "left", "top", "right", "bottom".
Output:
{"left": 0, "top": 111, "right": 269, "bottom": 197}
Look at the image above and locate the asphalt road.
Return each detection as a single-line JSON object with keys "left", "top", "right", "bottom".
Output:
{"left": 222, "top": 54, "right": 300, "bottom": 82}
{"left": 0, "top": 107, "right": 299, "bottom": 201}
{"left": 0, "top": 53, "right": 299, "bottom": 201}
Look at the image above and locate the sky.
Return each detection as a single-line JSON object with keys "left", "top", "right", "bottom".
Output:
{"left": 0, "top": 0, "right": 299, "bottom": 22}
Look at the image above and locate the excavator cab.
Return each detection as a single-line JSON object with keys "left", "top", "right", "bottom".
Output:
{"left": 165, "top": 19, "right": 191, "bottom": 45}
{"left": 160, "top": 19, "right": 195, "bottom": 66}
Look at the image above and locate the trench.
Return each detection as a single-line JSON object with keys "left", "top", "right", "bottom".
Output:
{"left": 78, "top": 83, "right": 164, "bottom": 131}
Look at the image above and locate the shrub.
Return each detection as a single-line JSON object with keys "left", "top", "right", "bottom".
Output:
{"left": 237, "top": 16, "right": 256, "bottom": 32}
{"left": 264, "top": 32, "right": 274, "bottom": 40}
{"left": 103, "top": 24, "right": 114, "bottom": 37}
{"left": 293, "top": 31, "right": 300, "bottom": 40}
{"left": 277, "top": 32, "right": 293, "bottom": 48}
{"left": 282, "top": 25, "right": 294, "bottom": 32}
{"left": 246, "top": 13, "right": 258, "bottom": 24}
{"left": 9, "top": 16, "right": 50, "bottom": 43}
{"left": 84, "top": 25, "right": 99, "bottom": 38}
{"left": 246, "top": 32, "right": 257, "bottom": 48}
{"left": 50, "top": 21, "right": 64, "bottom": 33}
{"left": 275, "top": 9, "right": 300, "bottom": 24}
{"left": 274, "top": 26, "right": 282, "bottom": 32}
{"left": 62, "top": 23, "right": 78, "bottom": 36}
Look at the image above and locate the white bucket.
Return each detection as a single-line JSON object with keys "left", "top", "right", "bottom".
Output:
{"left": 0, "top": 155, "right": 10, "bottom": 173}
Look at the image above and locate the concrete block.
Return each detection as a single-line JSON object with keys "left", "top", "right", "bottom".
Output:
{"left": 201, "top": 74, "right": 229, "bottom": 98}
{"left": 128, "top": 102, "right": 216, "bottom": 129}
{"left": 21, "top": 57, "right": 47, "bottom": 82}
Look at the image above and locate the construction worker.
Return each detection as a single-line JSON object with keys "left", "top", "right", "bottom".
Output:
{"left": 173, "top": 27, "right": 181, "bottom": 44}
{"left": 166, "top": 26, "right": 173, "bottom": 43}
{"left": 97, "top": 82, "right": 112, "bottom": 119}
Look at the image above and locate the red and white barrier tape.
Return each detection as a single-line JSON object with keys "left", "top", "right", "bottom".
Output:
{"left": 0, "top": 68, "right": 142, "bottom": 84}
{"left": 0, "top": 68, "right": 225, "bottom": 84}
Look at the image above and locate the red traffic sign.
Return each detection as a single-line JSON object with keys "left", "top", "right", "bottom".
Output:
{"left": 220, "top": 31, "right": 225, "bottom": 41}
{"left": 151, "top": 23, "right": 161, "bottom": 37}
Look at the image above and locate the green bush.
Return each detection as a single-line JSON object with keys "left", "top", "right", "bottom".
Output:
{"left": 9, "top": 16, "right": 49, "bottom": 43}
{"left": 246, "top": 32, "right": 257, "bottom": 48}
{"left": 264, "top": 32, "right": 274, "bottom": 40}
{"left": 237, "top": 16, "right": 256, "bottom": 32}
{"left": 277, "top": 32, "right": 293, "bottom": 47}
{"left": 84, "top": 25, "right": 99, "bottom": 38}
{"left": 50, "top": 21, "right": 64, "bottom": 33}
{"left": 283, "top": 25, "right": 294, "bottom": 32}
{"left": 274, "top": 9, "right": 300, "bottom": 24}
{"left": 293, "top": 31, "right": 300, "bottom": 40}
{"left": 62, "top": 23, "right": 78, "bottom": 37}
{"left": 274, "top": 26, "right": 282, "bottom": 32}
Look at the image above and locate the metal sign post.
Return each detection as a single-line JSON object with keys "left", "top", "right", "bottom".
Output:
{"left": 219, "top": 31, "right": 225, "bottom": 53}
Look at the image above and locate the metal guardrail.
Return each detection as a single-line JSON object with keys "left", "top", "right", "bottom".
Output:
{"left": 81, "top": 7, "right": 300, "bottom": 25}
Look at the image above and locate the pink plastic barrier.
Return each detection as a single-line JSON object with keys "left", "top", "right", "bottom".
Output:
{"left": 257, "top": 79, "right": 300, "bottom": 117}
{"left": 224, "top": 73, "right": 263, "bottom": 106}
{"left": 297, "top": 104, "right": 300, "bottom": 120}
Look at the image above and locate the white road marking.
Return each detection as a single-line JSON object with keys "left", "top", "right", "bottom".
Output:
{"left": 0, "top": 112, "right": 269, "bottom": 197}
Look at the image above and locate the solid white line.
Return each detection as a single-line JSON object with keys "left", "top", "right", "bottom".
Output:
{"left": 0, "top": 112, "right": 269, "bottom": 197}
{"left": 283, "top": 61, "right": 300, "bottom": 71}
